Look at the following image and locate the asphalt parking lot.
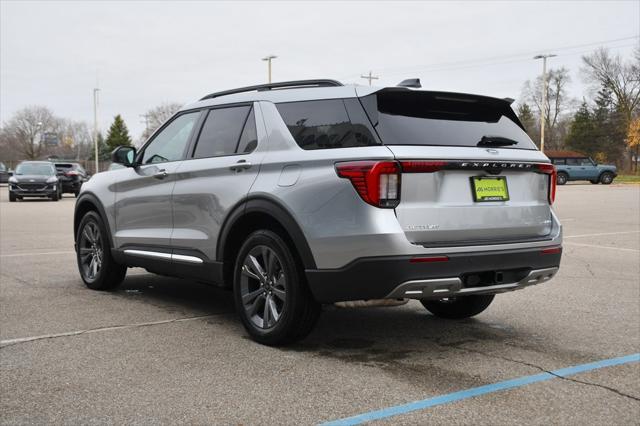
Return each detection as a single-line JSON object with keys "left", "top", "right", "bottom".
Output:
{"left": 1, "top": 183, "right": 638, "bottom": 425}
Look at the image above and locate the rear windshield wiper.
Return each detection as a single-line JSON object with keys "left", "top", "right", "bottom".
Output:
{"left": 477, "top": 136, "right": 518, "bottom": 147}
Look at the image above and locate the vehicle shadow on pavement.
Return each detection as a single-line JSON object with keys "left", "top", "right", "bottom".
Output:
{"left": 109, "top": 273, "right": 551, "bottom": 367}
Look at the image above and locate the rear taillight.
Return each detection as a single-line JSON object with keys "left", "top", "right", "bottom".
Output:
{"left": 335, "top": 161, "right": 401, "bottom": 208}
{"left": 535, "top": 163, "right": 556, "bottom": 204}
{"left": 65, "top": 170, "right": 79, "bottom": 176}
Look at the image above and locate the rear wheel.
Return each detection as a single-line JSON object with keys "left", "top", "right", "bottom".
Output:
{"left": 76, "top": 211, "right": 126, "bottom": 290}
{"left": 600, "top": 172, "right": 614, "bottom": 185}
{"left": 556, "top": 172, "right": 568, "bottom": 185}
{"left": 233, "top": 230, "right": 320, "bottom": 346}
{"left": 421, "top": 294, "right": 495, "bottom": 319}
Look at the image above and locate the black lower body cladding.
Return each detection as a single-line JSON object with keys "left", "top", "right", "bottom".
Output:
{"left": 305, "top": 247, "right": 562, "bottom": 303}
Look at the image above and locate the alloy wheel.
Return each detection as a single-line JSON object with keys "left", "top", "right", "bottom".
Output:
{"left": 240, "top": 245, "right": 287, "bottom": 329}
{"left": 79, "top": 222, "right": 103, "bottom": 281}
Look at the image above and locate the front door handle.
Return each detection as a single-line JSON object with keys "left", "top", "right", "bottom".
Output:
{"left": 230, "top": 160, "right": 252, "bottom": 172}
{"left": 153, "top": 169, "right": 168, "bottom": 179}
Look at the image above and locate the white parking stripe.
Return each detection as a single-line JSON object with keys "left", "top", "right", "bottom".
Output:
{"left": 564, "top": 242, "right": 640, "bottom": 253}
{"left": 0, "top": 314, "right": 219, "bottom": 346}
{"left": 0, "top": 250, "right": 75, "bottom": 258}
{"left": 565, "top": 231, "right": 640, "bottom": 239}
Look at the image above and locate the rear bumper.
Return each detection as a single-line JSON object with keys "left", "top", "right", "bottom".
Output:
{"left": 305, "top": 246, "right": 561, "bottom": 303}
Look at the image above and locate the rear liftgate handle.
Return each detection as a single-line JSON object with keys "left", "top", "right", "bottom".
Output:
{"left": 230, "top": 159, "right": 252, "bottom": 172}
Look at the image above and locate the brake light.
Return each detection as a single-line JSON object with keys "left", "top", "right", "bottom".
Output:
{"left": 335, "top": 161, "right": 401, "bottom": 208}
{"left": 400, "top": 161, "right": 448, "bottom": 173}
{"left": 536, "top": 163, "right": 557, "bottom": 204}
{"left": 65, "top": 170, "right": 79, "bottom": 176}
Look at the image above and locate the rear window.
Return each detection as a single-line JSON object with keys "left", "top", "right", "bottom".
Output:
{"left": 276, "top": 99, "right": 379, "bottom": 150}
{"left": 360, "top": 90, "right": 538, "bottom": 150}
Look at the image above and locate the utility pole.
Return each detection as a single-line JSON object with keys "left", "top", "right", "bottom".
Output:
{"left": 262, "top": 55, "right": 277, "bottom": 83}
{"left": 533, "top": 54, "right": 556, "bottom": 153}
{"left": 360, "top": 71, "right": 379, "bottom": 86}
{"left": 93, "top": 88, "right": 100, "bottom": 173}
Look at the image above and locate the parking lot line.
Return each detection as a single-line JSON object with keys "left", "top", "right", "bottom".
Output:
{"left": 320, "top": 353, "right": 640, "bottom": 426}
{"left": 0, "top": 314, "right": 222, "bottom": 347}
{"left": 564, "top": 230, "right": 640, "bottom": 239}
{"left": 0, "top": 250, "right": 75, "bottom": 258}
{"left": 564, "top": 242, "right": 640, "bottom": 253}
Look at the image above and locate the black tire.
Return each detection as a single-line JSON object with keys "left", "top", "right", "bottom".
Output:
{"left": 590, "top": 180, "right": 599, "bottom": 184}
{"left": 9, "top": 192, "right": 16, "bottom": 202}
{"left": 76, "top": 211, "right": 126, "bottom": 290}
{"left": 600, "top": 172, "right": 614, "bottom": 185}
{"left": 51, "top": 188, "right": 59, "bottom": 201}
{"left": 421, "top": 294, "right": 495, "bottom": 319}
{"left": 233, "top": 230, "right": 320, "bottom": 346}
{"left": 556, "top": 172, "right": 568, "bottom": 185}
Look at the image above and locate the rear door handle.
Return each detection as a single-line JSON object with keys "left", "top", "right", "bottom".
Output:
{"left": 230, "top": 160, "right": 252, "bottom": 172}
{"left": 153, "top": 169, "right": 168, "bottom": 179}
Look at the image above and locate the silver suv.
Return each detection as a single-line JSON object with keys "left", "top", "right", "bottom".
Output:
{"left": 74, "top": 79, "right": 562, "bottom": 345}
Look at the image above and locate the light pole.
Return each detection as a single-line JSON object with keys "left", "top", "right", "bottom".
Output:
{"left": 93, "top": 88, "right": 100, "bottom": 173}
{"left": 262, "top": 55, "right": 277, "bottom": 83}
{"left": 533, "top": 54, "right": 556, "bottom": 153}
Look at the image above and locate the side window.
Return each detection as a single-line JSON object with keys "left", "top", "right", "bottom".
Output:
{"left": 142, "top": 112, "right": 199, "bottom": 164}
{"left": 193, "top": 106, "right": 251, "bottom": 159}
{"left": 580, "top": 158, "right": 594, "bottom": 166}
{"left": 237, "top": 108, "right": 258, "bottom": 154}
{"left": 552, "top": 158, "right": 565, "bottom": 165}
{"left": 566, "top": 158, "right": 580, "bottom": 166}
{"left": 276, "top": 99, "right": 379, "bottom": 150}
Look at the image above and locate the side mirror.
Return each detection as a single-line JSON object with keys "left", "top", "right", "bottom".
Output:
{"left": 111, "top": 146, "right": 137, "bottom": 167}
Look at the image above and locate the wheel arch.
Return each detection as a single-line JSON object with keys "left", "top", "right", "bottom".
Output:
{"left": 74, "top": 192, "right": 115, "bottom": 250}
{"left": 217, "top": 195, "right": 317, "bottom": 287}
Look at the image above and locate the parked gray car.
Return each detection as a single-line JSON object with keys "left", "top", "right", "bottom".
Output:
{"left": 74, "top": 79, "right": 562, "bottom": 345}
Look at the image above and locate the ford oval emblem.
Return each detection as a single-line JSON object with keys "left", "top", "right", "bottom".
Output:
{"left": 486, "top": 149, "right": 499, "bottom": 154}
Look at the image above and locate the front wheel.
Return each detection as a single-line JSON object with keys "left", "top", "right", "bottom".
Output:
{"left": 233, "top": 230, "right": 320, "bottom": 346}
{"left": 421, "top": 294, "right": 495, "bottom": 319}
{"left": 76, "top": 211, "right": 126, "bottom": 290}
{"left": 556, "top": 173, "right": 568, "bottom": 185}
{"left": 600, "top": 172, "right": 614, "bottom": 185}
{"left": 9, "top": 192, "right": 16, "bottom": 202}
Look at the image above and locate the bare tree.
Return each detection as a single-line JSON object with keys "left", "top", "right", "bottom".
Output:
{"left": 2, "top": 106, "right": 58, "bottom": 159}
{"left": 140, "top": 102, "right": 182, "bottom": 142}
{"left": 582, "top": 47, "right": 640, "bottom": 125}
{"left": 523, "top": 67, "right": 573, "bottom": 150}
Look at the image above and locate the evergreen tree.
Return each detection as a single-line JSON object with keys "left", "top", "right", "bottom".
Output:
{"left": 591, "top": 88, "right": 626, "bottom": 165}
{"left": 516, "top": 103, "right": 537, "bottom": 142}
{"left": 565, "top": 101, "right": 595, "bottom": 155}
{"left": 105, "top": 115, "right": 132, "bottom": 152}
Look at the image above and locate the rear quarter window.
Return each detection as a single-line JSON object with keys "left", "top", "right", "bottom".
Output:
{"left": 276, "top": 99, "right": 380, "bottom": 150}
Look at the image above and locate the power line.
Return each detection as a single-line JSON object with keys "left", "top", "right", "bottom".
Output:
{"left": 340, "top": 35, "right": 638, "bottom": 80}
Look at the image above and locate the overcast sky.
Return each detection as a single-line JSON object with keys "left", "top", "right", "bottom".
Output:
{"left": 1, "top": 0, "right": 638, "bottom": 140}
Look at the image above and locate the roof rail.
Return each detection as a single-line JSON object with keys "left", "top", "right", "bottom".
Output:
{"left": 200, "top": 79, "right": 343, "bottom": 100}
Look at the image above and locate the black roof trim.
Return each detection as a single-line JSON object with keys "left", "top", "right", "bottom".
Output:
{"left": 200, "top": 79, "right": 343, "bottom": 101}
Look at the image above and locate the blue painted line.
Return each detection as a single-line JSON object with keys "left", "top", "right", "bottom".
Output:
{"left": 320, "top": 353, "right": 640, "bottom": 426}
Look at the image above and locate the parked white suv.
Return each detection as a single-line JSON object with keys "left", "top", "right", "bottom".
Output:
{"left": 74, "top": 79, "right": 562, "bottom": 345}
